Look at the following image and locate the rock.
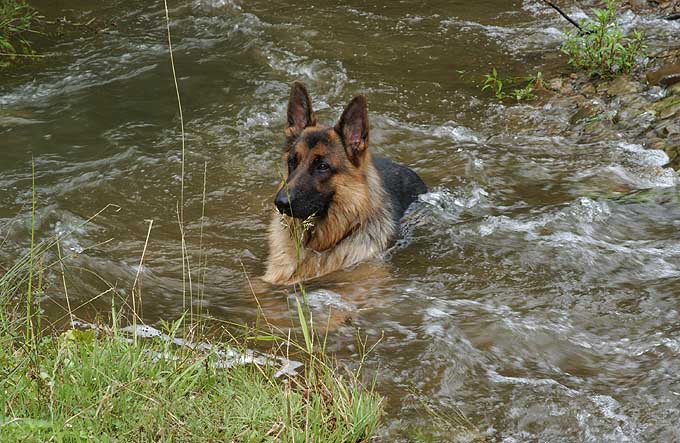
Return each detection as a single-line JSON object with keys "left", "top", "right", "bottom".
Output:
{"left": 646, "top": 63, "right": 680, "bottom": 87}
{"left": 627, "top": 0, "right": 649, "bottom": 11}
{"left": 648, "top": 137, "right": 670, "bottom": 151}
{"left": 548, "top": 78, "right": 563, "bottom": 92}
{"left": 618, "top": 105, "right": 656, "bottom": 133}
{"left": 570, "top": 106, "right": 596, "bottom": 125}
{"left": 580, "top": 82, "right": 596, "bottom": 96}
{"left": 650, "top": 96, "right": 680, "bottom": 119}
{"left": 607, "top": 76, "right": 641, "bottom": 96}
{"left": 652, "top": 121, "right": 680, "bottom": 138}
{"left": 596, "top": 82, "right": 610, "bottom": 95}
{"left": 659, "top": 121, "right": 680, "bottom": 136}
{"left": 662, "top": 143, "right": 680, "bottom": 170}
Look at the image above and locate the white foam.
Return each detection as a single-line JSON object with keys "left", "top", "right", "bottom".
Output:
{"left": 420, "top": 185, "right": 489, "bottom": 222}
{"left": 439, "top": 18, "right": 566, "bottom": 53}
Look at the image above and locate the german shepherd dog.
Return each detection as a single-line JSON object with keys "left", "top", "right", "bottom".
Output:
{"left": 263, "top": 82, "right": 427, "bottom": 285}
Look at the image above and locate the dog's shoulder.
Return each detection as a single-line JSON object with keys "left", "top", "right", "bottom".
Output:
{"left": 372, "top": 156, "right": 427, "bottom": 221}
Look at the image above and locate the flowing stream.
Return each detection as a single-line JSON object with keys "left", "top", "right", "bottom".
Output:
{"left": 2, "top": 1, "right": 680, "bottom": 441}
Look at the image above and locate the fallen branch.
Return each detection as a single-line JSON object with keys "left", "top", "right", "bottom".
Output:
{"left": 0, "top": 52, "right": 52, "bottom": 58}
{"left": 542, "top": 0, "right": 588, "bottom": 34}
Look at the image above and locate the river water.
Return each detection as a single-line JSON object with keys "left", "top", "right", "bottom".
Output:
{"left": 2, "top": 0, "right": 680, "bottom": 441}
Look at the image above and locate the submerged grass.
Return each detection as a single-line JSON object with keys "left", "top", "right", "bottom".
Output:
{"left": 0, "top": 0, "right": 37, "bottom": 60}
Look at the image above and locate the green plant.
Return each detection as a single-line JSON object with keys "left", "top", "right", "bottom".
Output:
{"left": 0, "top": 0, "right": 36, "bottom": 57}
{"left": 482, "top": 69, "right": 543, "bottom": 102}
{"left": 482, "top": 68, "right": 504, "bottom": 100}
{"left": 561, "top": 0, "right": 646, "bottom": 78}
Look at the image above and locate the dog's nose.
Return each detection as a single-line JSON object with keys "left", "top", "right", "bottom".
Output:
{"left": 274, "top": 190, "right": 292, "bottom": 215}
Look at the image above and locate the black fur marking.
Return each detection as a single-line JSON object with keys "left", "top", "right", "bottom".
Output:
{"left": 302, "top": 130, "right": 330, "bottom": 149}
{"left": 372, "top": 156, "right": 427, "bottom": 223}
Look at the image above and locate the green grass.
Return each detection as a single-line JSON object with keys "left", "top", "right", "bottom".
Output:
{"left": 561, "top": 0, "right": 646, "bottom": 79}
{"left": 0, "top": 325, "right": 380, "bottom": 442}
{"left": 0, "top": 0, "right": 36, "bottom": 59}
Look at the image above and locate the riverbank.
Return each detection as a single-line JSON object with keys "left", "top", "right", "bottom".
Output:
{"left": 543, "top": 47, "right": 680, "bottom": 171}
{"left": 0, "top": 240, "right": 382, "bottom": 441}
{"left": 0, "top": 327, "right": 381, "bottom": 441}
{"left": 565, "top": 2, "right": 679, "bottom": 169}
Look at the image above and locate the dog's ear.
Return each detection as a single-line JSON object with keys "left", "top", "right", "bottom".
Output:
{"left": 335, "top": 95, "right": 369, "bottom": 166}
{"left": 285, "top": 81, "right": 316, "bottom": 141}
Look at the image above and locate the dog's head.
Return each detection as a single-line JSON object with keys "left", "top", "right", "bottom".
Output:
{"left": 274, "top": 81, "right": 371, "bottom": 222}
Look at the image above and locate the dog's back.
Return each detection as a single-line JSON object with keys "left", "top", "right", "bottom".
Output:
{"left": 372, "top": 156, "right": 427, "bottom": 224}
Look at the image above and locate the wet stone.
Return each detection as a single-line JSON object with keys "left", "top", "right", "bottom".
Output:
{"left": 607, "top": 76, "right": 641, "bottom": 96}
{"left": 596, "top": 81, "right": 610, "bottom": 95}
{"left": 619, "top": 107, "right": 656, "bottom": 134}
{"left": 663, "top": 143, "right": 680, "bottom": 169}
{"left": 570, "top": 106, "right": 597, "bottom": 125}
{"left": 648, "top": 137, "right": 668, "bottom": 150}
{"left": 548, "top": 77, "right": 563, "bottom": 92}
{"left": 627, "top": 0, "right": 647, "bottom": 10}
{"left": 580, "top": 82, "right": 597, "bottom": 96}
{"left": 616, "top": 91, "right": 647, "bottom": 110}
{"left": 550, "top": 76, "right": 575, "bottom": 95}
{"left": 646, "top": 63, "right": 680, "bottom": 87}
{"left": 659, "top": 121, "right": 680, "bottom": 137}
{"left": 650, "top": 96, "right": 680, "bottom": 119}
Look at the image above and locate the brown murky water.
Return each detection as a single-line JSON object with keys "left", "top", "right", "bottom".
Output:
{"left": 2, "top": 0, "right": 680, "bottom": 441}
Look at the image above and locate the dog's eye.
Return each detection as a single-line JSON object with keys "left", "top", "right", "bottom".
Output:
{"left": 317, "top": 162, "right": 330, "bottom": 172}
{"left": 287, "top": 155, "right": 297, "bottom": 172}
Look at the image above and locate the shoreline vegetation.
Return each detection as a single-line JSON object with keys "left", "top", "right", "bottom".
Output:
{"left": 478, "top": 0, "right": 680, "bottom": 171}
{"left": 0, "top": 0, "right": 37, "bottom": 66}
{"left": 0, "top": 0, "right": 100, "bottom": 68}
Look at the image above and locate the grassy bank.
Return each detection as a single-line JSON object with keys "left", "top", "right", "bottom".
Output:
{"left": 0, "top": 327, "right": 380, "bottom": 441}
{"left": 0, "top": 226, "right": 381, "bottom": 442}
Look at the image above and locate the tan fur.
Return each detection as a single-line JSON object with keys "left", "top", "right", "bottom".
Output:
{"left": 263, "top": 152, "right": 395, "bottom": 286}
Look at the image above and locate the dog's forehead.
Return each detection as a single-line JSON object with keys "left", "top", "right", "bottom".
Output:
{"left": 298, "top": 126, "right": 339, "bottom": 151}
